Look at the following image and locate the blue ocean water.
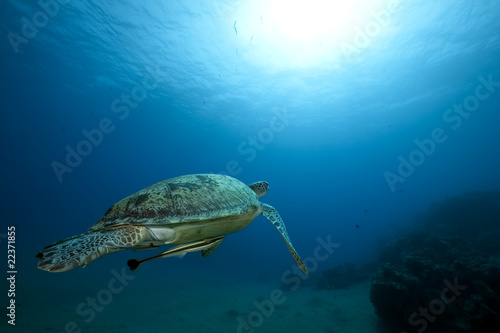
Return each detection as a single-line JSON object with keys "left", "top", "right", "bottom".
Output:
{"left": 2, "top": 1, "right": 500, "bottom": 332}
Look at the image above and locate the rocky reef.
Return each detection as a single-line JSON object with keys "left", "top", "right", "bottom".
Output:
{"left": 316, "top": 263, "right": 376, "bottom": 290}
{"left": 370, "top": 191, "right": 500, "bottom": 333}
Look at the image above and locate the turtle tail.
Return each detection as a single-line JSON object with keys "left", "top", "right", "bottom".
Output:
{"left": 36, "top": 226, "right": 147, "bottom": 273}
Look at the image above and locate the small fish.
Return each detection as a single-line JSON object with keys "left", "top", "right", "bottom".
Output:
{"left": 234, "top": 20, "right": 238, "bottom": 35}
{"left": 250, "top": 34, "right": 253, "bottom": 42}
{"left": 128, "top": 237, "right": 224, "bottom": 271}
{"left": 364, "top": 209, "right": 368, "bottom": 213}
{"left": 260, "top": 15, "right": 263, "bottom": 24}
{"left": 355, "top": 225, "right": 360, "bottom": 228}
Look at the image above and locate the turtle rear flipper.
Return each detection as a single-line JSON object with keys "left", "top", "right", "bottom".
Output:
{"left": 261, "top": 203, "right": 308, "bottom": 274}
{"left": 36, "top": 226, "right": 147, "bottom": 273}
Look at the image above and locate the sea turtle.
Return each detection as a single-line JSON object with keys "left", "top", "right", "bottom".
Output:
{"left": 36, "top": 174, "right": 308, "bottom": 274}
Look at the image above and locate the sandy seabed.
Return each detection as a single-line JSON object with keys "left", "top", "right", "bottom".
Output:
{"left": 9, "top": 270, "right": 388, "bottom": 333}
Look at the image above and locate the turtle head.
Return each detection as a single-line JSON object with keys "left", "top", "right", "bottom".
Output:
{"left": 248, "top": 181, "right": 269, "bottom": 199}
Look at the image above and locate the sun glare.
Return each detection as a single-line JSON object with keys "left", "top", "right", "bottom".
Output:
{"left": 230, "top": 0, "right": 393, "bottom": 70}
{"left": 271, "top": 0, "right": 353, "bottom": 41}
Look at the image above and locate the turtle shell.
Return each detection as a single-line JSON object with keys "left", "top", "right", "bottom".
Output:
{"left": 88, "top": 174, "right": 260, "bottom": 231}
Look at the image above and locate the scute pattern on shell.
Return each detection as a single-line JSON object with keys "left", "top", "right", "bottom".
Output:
{"left": 89, "top": 174, "right": 259, "bottom": 230}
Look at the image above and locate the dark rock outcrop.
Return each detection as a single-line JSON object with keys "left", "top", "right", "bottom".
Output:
{"left": 370, "top": 231, "right": 500, "bottom": 333}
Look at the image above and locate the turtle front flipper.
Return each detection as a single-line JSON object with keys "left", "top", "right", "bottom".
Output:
{"left": 261, "top": 203, "right": 308, "bottom": 274}
{"left": 36, "top": 226, "right": 148, "bottom": 273}
{"left": 127, "top": 237, "right": 224, "bottom": 271}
